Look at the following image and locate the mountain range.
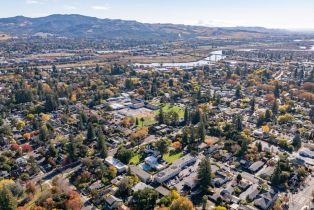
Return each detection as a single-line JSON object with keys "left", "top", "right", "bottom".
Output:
{"left": 0, "top": 14, "right": 288, "bottom": 41}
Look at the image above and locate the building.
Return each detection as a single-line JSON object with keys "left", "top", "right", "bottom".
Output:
{"left": 154, "top": 154, "right": 197, "bottom": 183}
{"left": 105, "top": 156, "right": 128, "bottom": 173}
{"left": 129, "top": 165, "right": 152, "bottom": 183}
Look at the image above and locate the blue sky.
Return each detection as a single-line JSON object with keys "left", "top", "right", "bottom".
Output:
{"left": 1, "top": 0, "right": 314, "bottom": 29}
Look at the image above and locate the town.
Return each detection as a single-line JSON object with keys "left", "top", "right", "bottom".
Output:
{"left": 0, "top": 2, "right": 314, "bottom": 210}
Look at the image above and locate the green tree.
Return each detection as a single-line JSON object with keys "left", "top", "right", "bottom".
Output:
{"left": 310, "top": 107, "right": 314, "bottom": 123}
{"left": 274, "top": 82, "right": 280, "bottom": 98}
{"left": 198, "top": 122, "right": 206, "bottom": 142}
{"left": 197, "top": 157, "right": 212, "bottom": 193}
{"left": 158, "top": 107, "right": 164, "bottom": 124}
{"left": 292, "top": 132, "right": 301, "bottom": 151}
{"left": 115, "top": 147, "right": 133, "bottom": 164}
{"left": 44, "top": 95, "right": 58, "bottom": 112}
{"left": 130, "top": 188, "right": 158, "bottom": 210}
{"left": 86, "top": 123, "right": 95, "bottom": 141}
{"left": 48, "top": 143, "right": 57, "bottom": 157}
{"left": 272, "top": 99, "right": 279, "bottom": 115}
{"left": 271, "top": 162, "right": 282, "bottom": 186}
{"left": 235, "top": 85, "right": 242, "bottom": 99}
{"left": 238, "top": 139, "right": 248, "bottom": 157}
{"left": 97, "top": 131, "right": 108, "bottom": 158}
{"left": 0, "top": 187, "right": 17, "bottom": 210}
{"left": 156, "top": 139, "right": 168, "bottom": 156}
{"left": 184, "top": 107, "right": 189, "bottom": 125}
{"left": 250, "top": 97, "right": 255, "bottom": 113}
{"left": 115, "top": 177, "right": 133, "bottom": 201}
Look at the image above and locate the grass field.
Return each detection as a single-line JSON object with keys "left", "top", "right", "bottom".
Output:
{"left": 129, "top": 154, "right": 141, "bottom": 165}
{"left": 163, "top": 151, "right": 183, "bottom": 164}
{"left": 154, "top": 104, "right": 185, "bottom": 119}
{"left": 137, "top": 103, "right": 184, "bottom": 128}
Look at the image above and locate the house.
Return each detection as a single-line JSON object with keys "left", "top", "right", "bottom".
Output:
{"left": 89, "top": 180, "right": 105, "bottom": 191}
{"left": 155, "top": 185, "right": 170, "bottom": 196}
{"left": 129, "top": 165, "right": 152, "bottom": 183}
{"left": 132, "top": 182, "right": 153, "bottom": 192}
{"left": 145, "top": 156, "right": 165, "bottom": 170}
{"left": 105, "top": 156, "right": 128, "bottom": 173}
{"left": 154, "top": 154, "right": 197, "bottom": 183}
{"left": 104, "top": 194, "right": 123, "bottom": 210}
{"left": 254, "top": 189, "right": 278, "bottom": 210}
{"left": 249, "top": 161, "right": 265, "bottom": 173}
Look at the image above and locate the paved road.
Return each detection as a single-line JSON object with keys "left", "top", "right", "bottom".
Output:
{"left": 288, "top": 176, "right": 314, "bottom": 210}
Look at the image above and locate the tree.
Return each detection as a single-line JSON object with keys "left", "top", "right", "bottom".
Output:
{"left": 233, "top": 115, "right": 243, "bottom": 132}
{"left": 170, "top": 197, "right": 194, "bottom": 210}
{"left": 115, "top": 177, "right": 133, "bottom": 200}
{"left": 202, "top": 195, "right": 208, "bottom": 210}
{"left": 0, "top": 187, "right": 17, "bottom": 210}
{"left": 310, "top": 106, "right": 314, "bottom": 123}
{"left": 235, "top": 85, "right": 242, "bottom": 99}
{"left": 39, "top": 125, "right": 48, "bottom": 141}
{"left": 271, "top": 162, "right": 282, "bottom": 186}
{"left": 97, "top": 132, "right": 108, "bottom": 158}
{"left": 197, "top": 157, "right": 211, "bottom": 193}
{"left": 131, "top": 188, "right": 158, "bottom": 210}
{"left": 198, "top": 122, "right": 206, "bottom": 142}
{"left": 182, "top": 128, "right": 189, "bottom": 147}
{"left": 257, "top": 142, "right": 262, "bottom": 152}
{"left": 48, "top": 143, "right": 57, "bottom": 157}
{"left": 65, "top": 190, "right": 82, "bottom": 210}
{"left": 44, "top": 95, "right": 58, "bottom": 112}
{"left": 274, "top": 82, "right": 280, "bottom": 98}
{"left": 238, "top": 139, "right": 248, "bottom": 157}
{"left": 156, "top": 139, "right": 169, "bottom": 156}
{"left": 265, "top": 109, "right": 272, "bottom": 122}
{"left": 115, "top": 147, "right": 133, "bottom": 164}
{"left": 86, "top": 123, "right": 95, "bottom": 141}
{"left": 184, "top": 107, "right": 189, "bottom": 125}
{"left": 250, "top": 97, "right": 255, "bottom": 113}
{"left": 236, "top": 174, "right": 242, "bottom": 184}
{"left": 272, "top": 99, "right": 279, "bottom": 115}
{"left": 292, "top": 132, "right": 301, "bottom": 151}
{"left": 158, "top": 107, "right": 164, "bottom": 124}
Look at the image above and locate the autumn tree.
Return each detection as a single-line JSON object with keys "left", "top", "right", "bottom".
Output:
{"left": 170, "top": 197, "right": 194, "bottom": 210}
{"left": 0, "top": 187, "right": 17, "bottom": 210}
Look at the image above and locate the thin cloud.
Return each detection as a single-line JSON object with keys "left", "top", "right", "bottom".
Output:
{"left": 26, "top": 0, "right": 41, "bottom": 4}
{"left": 91, "top": 6, "right": 109, "bottom": 11}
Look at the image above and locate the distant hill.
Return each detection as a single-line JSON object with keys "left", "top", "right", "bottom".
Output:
{"left": 0, "top": 14, "right": 287, "bottom": 41}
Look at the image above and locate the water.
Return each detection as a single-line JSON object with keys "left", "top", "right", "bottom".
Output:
{"left": 134, "top": 50, "right": 226, "bottom": 68}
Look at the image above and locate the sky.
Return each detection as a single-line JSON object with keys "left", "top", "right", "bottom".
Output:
{"left": 1, "top": 0, "right": 314, "bottom": 29}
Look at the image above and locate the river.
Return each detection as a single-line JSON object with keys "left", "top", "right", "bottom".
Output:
{"left": 134, "top": 50, "right": 225, "bottom": 68}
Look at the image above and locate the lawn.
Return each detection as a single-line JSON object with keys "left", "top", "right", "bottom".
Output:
{"left": 163, "top": 151, "right": 183, "bottom": 164}
{"left": 137, "top": 103, "right": 184, "bottom": 128}
{"left": 129, "top": 154, "right": 141, "bottom": 165}
{"left": 154, "top": 104, "right": 185, "bottom": 119}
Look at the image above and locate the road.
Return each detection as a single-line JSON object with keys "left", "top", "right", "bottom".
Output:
{"left": 288, "top": 176, "right": 314, "bottom": 210}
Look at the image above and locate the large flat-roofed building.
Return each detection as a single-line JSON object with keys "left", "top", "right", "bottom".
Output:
{"left": 154, "top": 154, "right": 197, "bottom": 183}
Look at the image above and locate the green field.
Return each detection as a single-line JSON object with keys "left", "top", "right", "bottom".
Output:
{"left": 163, "top": 151, "right": 183, "bottom": 164}
{"left": 154, "top": 104, "right": 185, "bottom": 119}
{"left": 129, "top": 154, "right": 141, "bottom": 165}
